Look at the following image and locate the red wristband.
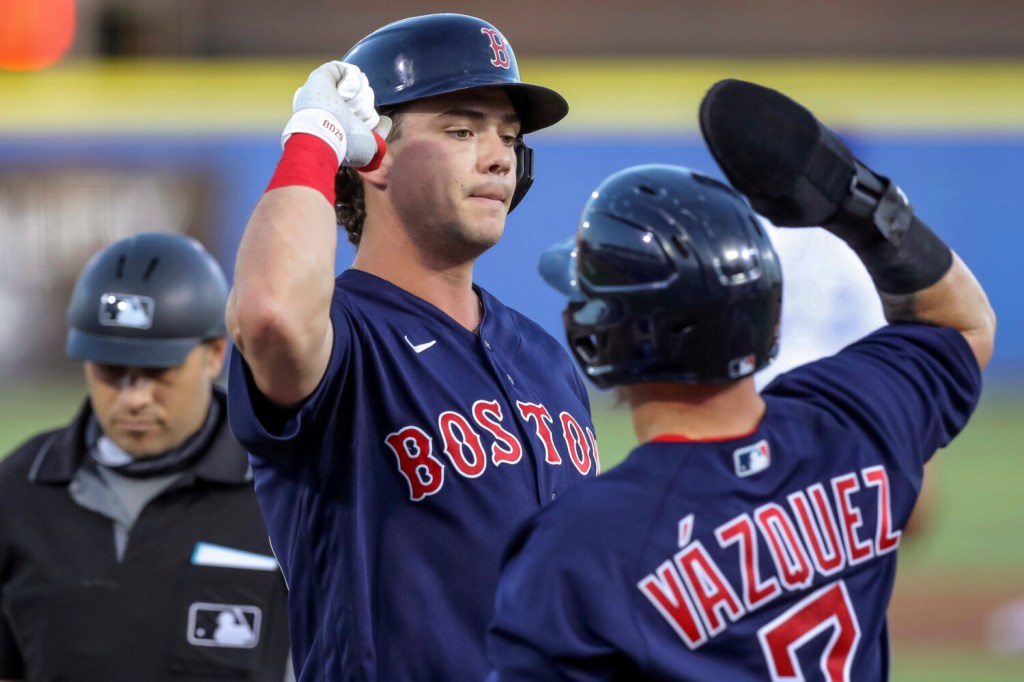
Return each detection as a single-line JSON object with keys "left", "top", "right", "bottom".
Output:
{"left": 266, "top": 134, "right": 339, "bottom": 203}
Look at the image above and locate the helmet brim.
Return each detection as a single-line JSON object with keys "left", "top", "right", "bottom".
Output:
{"left": 504, "top": 83, "right": 569, "bottom": 134}
{"left": 538, "top": 236, "right": 584, "bottom": 302}
{"left": 66, "top": 329, "right": 204, "bottom": 368}
{"left": 382, "top": 81, "right": 568, "bottom": 134}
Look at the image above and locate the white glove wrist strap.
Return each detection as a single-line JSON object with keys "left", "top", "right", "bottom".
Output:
{"left": 281, "top": 109, "right": 348, "bottom": 167}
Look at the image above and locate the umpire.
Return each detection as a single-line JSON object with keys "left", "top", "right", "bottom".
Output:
{"left": 0, "top": 233, "right": 292, "bottom": 681}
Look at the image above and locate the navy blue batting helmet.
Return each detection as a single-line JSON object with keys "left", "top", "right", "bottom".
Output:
{"left": 66, "top": 232, "right": 229, "bottom": 368}
{"left": 343, "top": 13, "right": 567, "bottom": 133}
{"left": 343, "top": 14, "right": 568, "bottom": 210}
{"left": 541, "top": 164, "right": 783, "bottom": 387}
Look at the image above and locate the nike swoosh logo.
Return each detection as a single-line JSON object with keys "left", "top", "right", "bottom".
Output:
{"left": 404, "top": 336, "right": 437, "bottom": 354}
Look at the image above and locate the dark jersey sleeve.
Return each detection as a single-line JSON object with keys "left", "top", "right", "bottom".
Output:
{"left": 765, "top": 324, "right": 982, "bottom": 466}
{"left": 226, "top": 300, "right": 353, "bottom": 467}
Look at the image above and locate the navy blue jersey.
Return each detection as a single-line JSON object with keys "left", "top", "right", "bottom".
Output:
{"left": 487, "top": 325, "right": 981, "bottom": 682}
{"left": 227, "top": 269, "right": 598, "bottom": 681}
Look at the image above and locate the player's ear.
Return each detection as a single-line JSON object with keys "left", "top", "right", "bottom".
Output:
{"left": 359, "top": 151, "right": 391, "bottom": 191}
{"left": 204, "top": 337, "right": 229, "bottom": 378}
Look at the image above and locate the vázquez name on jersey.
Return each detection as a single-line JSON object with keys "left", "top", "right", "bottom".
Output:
{"left": 638, "top": 465, "right": 900, "bottom": 649}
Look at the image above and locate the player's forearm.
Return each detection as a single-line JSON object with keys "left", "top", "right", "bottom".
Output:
{"left": 227, "top": 186, "right": 336, "bottom": 405}
{"left": 879, "top": 251, "right": 996, "bottom": 370}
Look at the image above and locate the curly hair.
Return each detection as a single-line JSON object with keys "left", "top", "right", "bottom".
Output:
{"left": 335, "top": 109, "right": 403, "bottom": 246}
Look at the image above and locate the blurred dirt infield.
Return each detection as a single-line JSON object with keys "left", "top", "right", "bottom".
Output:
{"left": 890, "top": 577, "right": 1022, "bottom": 648}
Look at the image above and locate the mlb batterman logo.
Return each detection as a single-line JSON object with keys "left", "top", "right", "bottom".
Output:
{"left": 187, "top": 603, "right": 261, "bottom": 649}
{"left": 99, "top": 293, "right": 154, "bottom": 329}
{"left": 734, "top": 440, "right": 771, "bottom": 477}
{"left": 728, "top": 354, "right": 756, "bottom": 379}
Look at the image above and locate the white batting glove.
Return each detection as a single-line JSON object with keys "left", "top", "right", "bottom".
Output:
{"left": 282, "top": 61, "right": 388, "bottom": 169}
{"left": 332, "top": 64, "right": 393, "bottom": 141}
{"left": 334, "top": 64, "right": 394, "bottom": 139}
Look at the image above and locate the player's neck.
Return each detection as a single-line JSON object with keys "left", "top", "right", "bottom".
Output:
{"left": 625, "top": 379, "right": 765, "bottom": 443}
{"left": 351, "top": 231, "right": 482, "bottom": 333}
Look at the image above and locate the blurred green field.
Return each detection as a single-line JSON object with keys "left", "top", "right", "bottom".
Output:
{"left": 890, "top": 648, "right": 1023, "bottom": 681}
{"left": 0, "top": 382, "right": 87, "bottom": 455}
{"left": 1, "top": 380, "right": 1021, "bottom": 678}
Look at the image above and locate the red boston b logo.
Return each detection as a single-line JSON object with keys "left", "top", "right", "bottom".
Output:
{"left": 480, "top": 28, "right": 511, "bottom": 69}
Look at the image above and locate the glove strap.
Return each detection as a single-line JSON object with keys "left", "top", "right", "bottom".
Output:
{"left": 281, "top": 108, "right": 348, "bottom": 165}
{"left": 354, "top": 132, "right": 388, "bottom": 173}
{"left": 266, "top": 135, "right": 339, "bottom": 203}
{"left": 832, "top": 215, "right": 953, "bottom": 295}
{"left": 825, "top": 167, "right": 952, "bottom": 295}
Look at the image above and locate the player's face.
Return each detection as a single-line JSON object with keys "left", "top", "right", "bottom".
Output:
{"left": 383, "top": 87, "right": 519, "bottom": 261}
{"left": 84, "top": 338, "right": 227, "bottom": 457}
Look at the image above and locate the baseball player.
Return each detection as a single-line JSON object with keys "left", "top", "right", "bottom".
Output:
{"left": 0, "top": 233, "right": 291, "bottom": 681}
{"left": 225, "top": 13, "right": 598, "bottom": 681}
{"left": 486, "top": 80, "right": 995, "bottom": 680}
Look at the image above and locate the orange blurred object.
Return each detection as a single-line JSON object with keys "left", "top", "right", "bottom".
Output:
{"left": 0, "top": 0, "right": 76, "bottom": 70}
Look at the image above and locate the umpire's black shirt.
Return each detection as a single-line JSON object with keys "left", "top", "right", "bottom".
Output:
{"left": 0, "top": 387, "right": 290, "bottom": 681}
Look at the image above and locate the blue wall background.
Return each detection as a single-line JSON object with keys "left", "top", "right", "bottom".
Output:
{"left": 4, "top": 131, "right": 1020, "bottom": 376}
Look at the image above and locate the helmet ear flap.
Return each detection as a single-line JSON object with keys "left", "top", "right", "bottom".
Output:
{"left": 509, "top": 140, "right": 534, "bottom": 213}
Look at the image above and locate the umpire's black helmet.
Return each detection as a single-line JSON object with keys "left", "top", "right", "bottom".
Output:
{"left": 66, "top": 232, "right": 229, "bottom": 368}
{"left": 343, "top": 13, "right": 568, "bottom": 211}
{"left": 541, "top": 164, "right": 782, "bottom": 387}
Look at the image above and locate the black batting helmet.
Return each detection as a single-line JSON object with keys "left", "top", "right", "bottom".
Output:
{"left": 541, "top": 164, "right": 782, "bottom": 387}
{"left": 66, "top": 232, "right": 229, "bottom": 368}
{"left": 343, "top": 13, "right": 568, "bottom": 210}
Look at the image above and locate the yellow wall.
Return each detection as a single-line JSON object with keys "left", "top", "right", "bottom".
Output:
{"left": 3, "top": 58, "right": 1024, "bottom": 134}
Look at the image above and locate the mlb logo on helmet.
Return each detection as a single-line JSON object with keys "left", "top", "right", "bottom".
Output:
{"left": 733, "top": 440, "right": 771, "bottom": 477}
{"left": 98, "top": 293, "right": 154, "bottom": 329}
{"left": 187, "top": 602, "right": 262, "bottom": 649}
{"left": 728, "top": 354, "right": 757, "bottom": 378}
